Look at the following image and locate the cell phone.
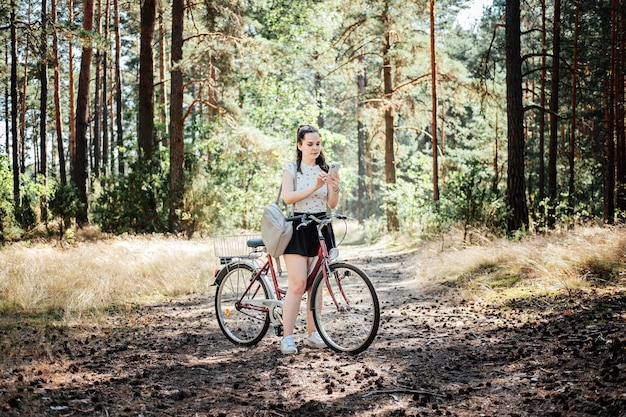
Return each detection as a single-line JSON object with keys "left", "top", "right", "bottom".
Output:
{"left": 329, "top": 163, "right": 340, "bottom": 175}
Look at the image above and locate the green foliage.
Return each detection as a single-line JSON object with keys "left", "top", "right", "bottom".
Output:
{"left": 393, "top": 157, "right": 508, "bottom": 242}
{"left": 192, "top": 124, "right": 285, "bottom": 233}
{"left": 49, "top": 183, "right": 85, "bottom": 237}
{"left": 177, "top": 157, "right": 222, "bottom": 238}
{"left": 359, "top": 216, "right": 387, "bottom": 244}
{"left": 93, "top": 160, "right": 169, "bottom": 234}
{"left": 0, "top": 156, "right": 15, "bottom": 242}
{"left": 0, "top": 0, "right": 619, "bottom": 242}
{"left": 245, "top": 0, "right": 323, "bottom": 41}
{"left": 14, "top": 195, "right": 36, "bottom": 231}
{"left": 438, "top": 161, "right": 508, "bottom": 241}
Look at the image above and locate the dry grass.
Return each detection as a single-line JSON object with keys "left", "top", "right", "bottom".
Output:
{"left": 0, "top": 233, "right": 222, "bottom": 318}
{"left": 1, "top": 224, "right": 625, "bottom": 320}
{"left": 411, "top": 224, "right": 626, "bottom": 300}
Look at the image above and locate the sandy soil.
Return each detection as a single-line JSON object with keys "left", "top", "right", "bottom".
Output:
{"left": 1, "top": 244, "right": 625, "bottom": 417}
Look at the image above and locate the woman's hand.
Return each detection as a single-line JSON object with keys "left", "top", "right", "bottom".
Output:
{"left": 326, "top": 171, "right": 340, "bottom": 192}
{"left": 316, "top": 172, "right": 329, "bottom": 189}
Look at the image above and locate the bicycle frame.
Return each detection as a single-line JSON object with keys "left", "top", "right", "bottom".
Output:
{"left": 215, "top": 213, "right": 379, "bottom": 353}
{"left": 308, "top": 221, "right": 347, "bottom": 313}
{"left": 221, "top": 214, "right": 347, "bottom": 331}
{"left": 229, "top": 256, "right": 284, "bottom": 329}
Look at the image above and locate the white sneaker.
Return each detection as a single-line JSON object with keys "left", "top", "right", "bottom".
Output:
{"left": 305, "top": 331, "right": 326, "bottom": 349}
{"left": 280, "top": 335, "right": 298, "bottom": 354}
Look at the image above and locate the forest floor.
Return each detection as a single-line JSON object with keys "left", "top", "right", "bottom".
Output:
{"left": 1, "top": 236, "right": 625, "bottom": 417}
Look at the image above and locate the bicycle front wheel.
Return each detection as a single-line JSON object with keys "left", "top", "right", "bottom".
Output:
{"left": 310, "top": 262, "right": 380, "bottom": 354}
{"left": 214, "top": 262, "right": 270, "bottom": 346}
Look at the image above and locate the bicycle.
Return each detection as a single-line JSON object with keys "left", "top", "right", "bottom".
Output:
{"left": 213, "top": 213, "right": 380, "bottom": 354}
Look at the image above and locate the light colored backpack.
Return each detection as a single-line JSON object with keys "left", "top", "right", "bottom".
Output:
{"left": 261, "top": 169, "right": 296, "bottom": 258}
{"left": 261, "top": 186, "right": 293, "bottom": 258}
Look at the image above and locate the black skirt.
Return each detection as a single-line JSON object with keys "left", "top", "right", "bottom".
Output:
{"left": 283, "top": 212, "right": 336, "bottom": 257}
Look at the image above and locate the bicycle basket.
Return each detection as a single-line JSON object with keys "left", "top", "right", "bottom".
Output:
{"left": 212, "top": 234, "right": 260, "bottom": 264}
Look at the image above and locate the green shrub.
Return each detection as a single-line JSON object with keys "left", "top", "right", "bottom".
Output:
{"left": 93, "top": 160, "right": 169, "bottom": 234}
{"left": 436, "top": 161, "right": 507, "bottom": 242}
{"left": 0, "top": 156, "right": 15, "bottom": 242}
{"left": 49, "top": 183, "right": 85, "bottom": 237}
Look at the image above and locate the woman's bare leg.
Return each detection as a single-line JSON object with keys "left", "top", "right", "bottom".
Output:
{"left": 282, "top": 254, "right": 308, "bottom": 337}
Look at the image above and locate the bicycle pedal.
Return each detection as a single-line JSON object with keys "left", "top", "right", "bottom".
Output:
{"left": 274, "top": 325, "right": 284, "bottom": 337}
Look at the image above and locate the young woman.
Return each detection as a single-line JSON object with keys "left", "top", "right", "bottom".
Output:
{"left": 279, "top": 124, "right": 341, "bottom": 354}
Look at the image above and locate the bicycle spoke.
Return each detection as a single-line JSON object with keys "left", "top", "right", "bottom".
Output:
{"left": 311, "top": 262, "right": 380, "bottom": 354}
{"left": 215, "top": 263, "right": 270, "bottom": 345}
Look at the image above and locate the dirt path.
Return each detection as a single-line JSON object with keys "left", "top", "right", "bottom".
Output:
{"left": 1, "top": 245, "right": 625, "bottom": 416}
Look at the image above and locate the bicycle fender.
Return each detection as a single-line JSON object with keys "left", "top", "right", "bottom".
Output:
{"left": 212, "top": 260, "right": 258, "bottom": 286}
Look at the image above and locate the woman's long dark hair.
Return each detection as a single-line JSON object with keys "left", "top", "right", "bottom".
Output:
{"left": 295, "top": 124, "right": 329, "bottom": 174}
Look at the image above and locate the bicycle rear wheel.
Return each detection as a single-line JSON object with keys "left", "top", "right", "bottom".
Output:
{"left": 310, "top": 262, "right": 380, "bottom": 354}
{"left": 214, "top": 262, "right": 270, "bottom": 346}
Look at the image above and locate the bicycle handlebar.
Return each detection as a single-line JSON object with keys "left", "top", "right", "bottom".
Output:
{"left": 289, "top": 212, "right": 351, "bottom": 230}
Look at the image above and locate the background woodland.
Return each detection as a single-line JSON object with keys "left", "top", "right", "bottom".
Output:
{"left": 0, "top": 0, "right": 624, "bottom": 242}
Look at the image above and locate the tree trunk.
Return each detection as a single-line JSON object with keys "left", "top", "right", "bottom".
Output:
{"left": 93, "top": 41, "right": 101, "bottom": 175}
{"left": 604, "top": 0, "right": 619, "bottom": 223}
{"left": 430, "top": 0, "right": 439, "bottom": 203}
{"left": 158, "top": 0, "right": 168, "bottom": 147}
{"left": 4, "top": 48, "right": 9, "bottom": 160}
{"left": 382, "top": 1, "right": 399, "bottom": 232}
{"left": 547, "top": 0, "right": 561, "bottom": 228}
{"left": 39, "top": 0, "right": 49, "bottom": 221}
{"left": 614, "top": 0, "right": 626, "bottom": 213}
{"left": 605, "top": 103, "right": 615, "bottom": 224}
{"left": 73, "top": 0, "right": 95, "bottom": 225}
{"left": 491, "top": 95, "right": 499, "bottom": 193}
{"left": 92, "top": 0, "right": 102, "bottom": 177}
{"left": 568, "top": 2, "right": 579, "bottom": 202}
{"left": 51, "top": 0, "right": 67, "bottom": 185}
{"left": 538, "top": 0, "right": 546, "bottom": 205}
{"left": 169, "top": 0, "right": 185, "bottom": 232}
{"left": 113, "top": 0, "right": 124, "bottom": 174}
{"left": 19, "top": 21, "right": 29, "bottom": 176}
{"left": 101, "top": 0, "right": 110, "bottom": 176}
{"left": 10, "top": 0, "right": 19, "bottom": 201}
{"left": 39, "top": 0, "right": 48, "bottom": 180}
{"left": 139, "top": 0, "right": 156, "bottom": 162}
{"left": 505, "top": 0, "right": 529, "bottom": 232}
{"left": 357, "top": 55, "right": 367, "bottom": 221}
{"left": 316, "top": 71, "right": 324, "bottom": 129}
{"left": 68, "top": 0, "right": 76, "bottom": 173}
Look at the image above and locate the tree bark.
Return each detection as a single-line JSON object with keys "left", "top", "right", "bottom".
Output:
{"left": 614, "top": 0, "right": 626, "bottom": 213}
{"left": 158, "top": 0, "right": 168, "bottom": 147}
{"left": 169, "top": 0, "right": 185, "bottom": 232}
{"left": 568, "top": 2, "right": 579, "bottom": 202}
{"left": 68, "top": 0, "right": 76, "bottom": 173}
{"left": 113, "top": 0, "right": 124, "bottom": 174}
{"left": 4, "top": 48, "right": 9, "bottom": 160}
{"left": 604, "top": 0, "right": 619, "bottom": 223}
{"left": 382, "top": 0, "right": 399, "bottom": 232}
{"left": 39, "top": 0, "right": 48, "bottom": 179}
{"left": 38, "top": 0, "right": 49, "bottom": 221}
{"left": 10, "top": 0, "right": 19, "bottom": 201}
{"left": 538, "top": 0, "right": 546, "bottom": 205}
{"left": 101, "top": 0, "right": 110, "bottom": 176}
{"left": 357, "top": 55, "right": 367, "bottom": 221}
{"left": 547, "top": 0, "right": 561, "bottom": 228}
{"left": 73, "top": 0, "right": 95, "bottom": 225}
{"left": 505, "top": 0, "right": 529, "bottom": 232}
{"left": 430, "top": 0, "right": 439, "bottom": 203}
{"left": 51, "top": 0, "right": 67, "bottom": 185}
{"left": 19, "top": 16, "right": 29, "bottom": 176}
{"left": 93, "top": 0, "right": 102, "bottom": 177}
{"left": 139, "top": 0, "right": 156, "bottom": 162}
